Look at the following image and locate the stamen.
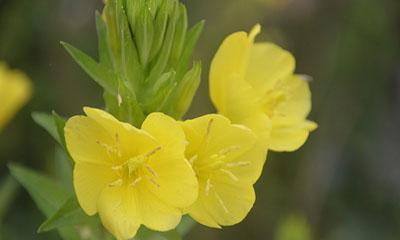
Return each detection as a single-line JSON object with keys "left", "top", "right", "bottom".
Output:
{"left": 130, "top": 177, "right": 142, "bottom": 187}
{"left": 144, "top": 146, "right": 162, "bottom": 158}
{"left": 220, "top": 169, "right": 239, "bottom": 181}
{"left": 206, "top": 118, "right": 214, "bottom": 140}
{"left": 214, "top": 191, "right": 229, "bottom": 213}
{"left": 189, "top": 155, "right": 198, "bottom": 164}
{"left": 145, "top": 164, "right": 158, "bottom": 177}
{"left": 205, "top": 178, "right": 213, "bottom": 196}
{"left": 147, "top": 176, "right": 160, "bottom": 188}
{"left": 109, "top": 178, "right": 123, "bottom": 187}
{"left": 115, "top": 133, "right": 122, "bottom": 158}
{"left": 219, "top": 145, "right": 240, "bottom": 155}
{"left": 227, "top": 161, "right": 251, "bottom": 168}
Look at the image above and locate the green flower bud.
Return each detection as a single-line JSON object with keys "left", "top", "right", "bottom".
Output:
{"left": 62, "top": 0, "right": 204, "bottom": 127}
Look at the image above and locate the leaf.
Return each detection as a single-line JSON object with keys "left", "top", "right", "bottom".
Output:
{"left": 164, "top": 62, "right": 201, "bottom": 119}
{"left": 32, "top": 112, "right": 60, "bottom": 145}
{"left": 8, "top": 164, "right": 80, "bottom": 240}
{"left": 96, "top": 11, "right": 113, "bottom": 69}
{"left": 32, "top": 111, "right": 69, "bottom": 155}
{"left": 0, "top": 175, "right": 19, "bottom": 222}
{"left": 176, "top": 215, "right": 196, "bottom": 236}
{"left": 148, "top": 0, "right": 169, "bottom": 62}
{"left": 175, "top": 20, "right": 204, "bottom": 81}
{"left": 135, "top": 5, "right": 154, "bottom": 66}
{"left": 135, "top": 227, "right": 182, "bottom": 240}
{"left": 147, "top": 0, "right": 179, "bottom": 84}
{"left": 38, "top": 197, "right": 96, "bottom": 233}
{"left": 169, "top": 3, "right": 188, "bottom": 68}
{"left": 61, "top": 41, "right": 117, "bottom": 95}
{"left": 52, "top": 111, "right": 67, "bottom": 150}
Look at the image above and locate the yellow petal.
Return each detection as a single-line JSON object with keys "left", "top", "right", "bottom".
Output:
{"left": 64, "top": 116, "right": 115, "bottom": 165}
{"left": 141, "top": 112, "right": 186, "bottom": 157}
{"left": 73, "top": 162, "right": 117, "bottom": 215}
{"left": 97, "top": 187, "right": 140, "bottom": 240}
{"left": 142, "top": 112, "right": 198, "bottom": 208}
{"left": 185, "top": 200, "right": 221, "bottom": 229}
{"left": 84, "top": 107, "right": 159, "bottom": 158}
{"left": 0, "top": 63, "right": 32, "bottom": 130}
{"left": 269, "top": 117, "right": 317, "bottom": 152}
{"left": 194, "top": 180, "right": 255, "bottom": 227}
{"left": 209, "top": 31, "right": 252, "bottom": 110}
{"left": 182, "top": 114, "right": 264, "bottom": 227}
{"left": 246, "top": 43, "right": 295, "bottom": 95}
{"left": 273, "top": 74, "right": 312, "bottom": 119}
{"left": 136, "top": 185, "right": 182, "bottom": 231}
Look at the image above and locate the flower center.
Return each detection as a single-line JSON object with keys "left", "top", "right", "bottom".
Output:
{"left": 110, "top": 146, "right": 162, "bottom": 188}
{"left": 96, "top": 134, "right": 161, "bottom": 188}
{"left": 262, "top": 80, "right": 287, "bottom": 117}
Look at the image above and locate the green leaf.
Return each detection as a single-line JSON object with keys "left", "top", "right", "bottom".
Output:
{"left": 8, "top": 164, "right": 70, "bottom": 217}
{"left": 115, "top": 0, "right": 144, "bottom": 89}
{"left": 164, "top": 62, "right": 201, "bottom": 119}
{"left": 32, "top": 111, "right": 69, "bottom": 155}
{"left": 96, "top": 11, "right": 113, "bottom": 69}
{"left": 61, "top": 41, "right": 117, "bottom": 95}
{"left": 148, "top": 0, "right": 169, "bottom": 62}
{"left": 169, "top": 3, "right": 188, "bottom": 68}
{"left": 135, "top": 227, "right": 182, "bottom": 240}
{"left": 38, "top": 197, "right": 96, "bottom": 233}
{"left": 52, "top": 111, "right": 67, "bottom": 150}
{"left": 9, "top": 164, "right": 80, "bottom": 240}
{"left": 32, "top": 112, "right": 60, "bottom": 145}
{"left": 147, "top": 0, "right": 179, "bottom": 84}
{"left": 135, "top": 6, "right": 154, "bottom": 66}
{"left": 176, "top": 215, "right": 196, "bottom": 236}
{"left": 0, "top": 175, "right": 19, "bottom": 222}
{"left": 176, "top": 20, "right": 204, "bottom": 81}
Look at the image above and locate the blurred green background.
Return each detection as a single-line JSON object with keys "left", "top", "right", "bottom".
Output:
{"left": 0, "top": 0, "right": 399, "bottom": 239}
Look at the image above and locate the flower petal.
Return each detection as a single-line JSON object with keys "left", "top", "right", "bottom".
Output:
{"left": 73, "top": 162, "right": 117, "bottom": 215}
{"left": 142, "top": 112, "right": 198, "bottom": 208}
{"left": 64, "top": 116, "right": 115, "bottom": 165}
{"left": 200, "top": 180, "right": 255, "bottom": 226}
{"left": 136, "top": 185, "right": 182, "bottom": 231}
{"left": 269, "top": 117, "right": 317, "bottom": 152}
{"left": 273, "top": 74, "right": 312, "bottom": 119}
{"left": 0, "top": 63, "right": 32, "bottom": 130}
{"left": 246, "top": 43, "right": 295, "bottom": 95}
{"left": 97, "top": 186, "right": 140, "bottom": 240}
{"left": 209, "top": 31, "right": 251, "bottom": 110}
{"left": 84, "top": 107, "right": 159, "bottom": 158}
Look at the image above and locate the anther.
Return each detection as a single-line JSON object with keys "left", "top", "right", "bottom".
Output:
{"left": 226, "top": 161, "right": 251, "bottom": 168}
{"left": 130, "top": 177, "right": 142, "bottom": 187}
{"left": 205, "top": 178, "right": 213, "bottom": 196}
{"left": 220, "top": 169, "right": 239, "bottom": 181}
{"left": 109, "top": 179, "right": 123, "bottom": 187}
{"left": 145, "top": 164, "right": 158, "bottom": 178}
{"left": 189, "top": 155, "right": 198, "bottom": 164}
{"left": 147, "top": 176, "right": 160, "bottom": 188}
{"left": 214, "top": 191, "right": 229, "bottom": 213}
{"left": 144, "top": 146, "right": 162, "bottom": 158}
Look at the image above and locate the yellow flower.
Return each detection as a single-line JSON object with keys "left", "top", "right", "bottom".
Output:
{"left": 64, "top": 107, "right": 198, "bottom": 240}
{"left": 209, "top": 25, "right": 317, "bottom": 152}
{"left": 181, "top": 114, "right": 266, "bottom": 228}
{"left": 0, "top": 62, "right": 32, "bottom": 130}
